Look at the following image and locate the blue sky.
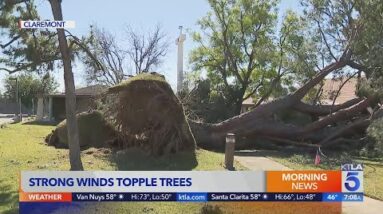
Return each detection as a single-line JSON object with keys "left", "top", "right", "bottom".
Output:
{"left": 3, "top": 0, "right": 301, "bottom": 92}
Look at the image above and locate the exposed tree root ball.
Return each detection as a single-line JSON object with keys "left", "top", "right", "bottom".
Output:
{"left": 46, "top": 111, "right": 117, "bottom": 149}
{"left": 107, "top": 73, "right": 196, "bottom": 156}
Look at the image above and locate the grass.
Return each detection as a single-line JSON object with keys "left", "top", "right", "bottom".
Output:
{"left": 0, "top": 122, "right": 245, "bottom": 214}
{"left": 264, "top": 149, "right": 383, "bottom": 201}
{"left": 108, "top": 72, "right": 167, "bottom": 93}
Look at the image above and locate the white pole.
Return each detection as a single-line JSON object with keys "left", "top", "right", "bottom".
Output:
{"left": 36, "top": 96, "right": 44, "bottom": 121}
{"left": 176, "top": 26, "right": 186, "bottom": 93}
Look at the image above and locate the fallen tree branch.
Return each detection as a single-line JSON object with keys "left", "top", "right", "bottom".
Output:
{"left": 213, "top": 98, "right": 372, "bottom": 143}
{"left": 303, "top": 98, "right": 372, "bottom": 133}
{"left": 291, "top": 54, "right": 349, "bottom": 101}
{"left": 322, "top": 137, "right": 362, "bottom": 146}
{"left": 320, "top": 108, "right": 383, "bottom": 146}
{"left": 320, "top": 118, "right": 369, "bottom": 146}
{"left": 293, "top": 98, "right": 363, "bottom": 116}
{"left": 262, "top": 136, "right": 320, "bottom": 148}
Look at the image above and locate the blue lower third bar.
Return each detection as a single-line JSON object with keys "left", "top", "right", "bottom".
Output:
{"left": 177, "top": 193, "right": 207, "bottom": 202}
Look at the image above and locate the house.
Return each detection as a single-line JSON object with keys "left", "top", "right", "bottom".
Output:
{"left": 241, "top": 78, "right": 359, "bottom": 112}
{"left": 36, "top": 85, "right": 107, "bottom": 122}
{"left": 241, "top": 97, "right": 255, "bottom": 113}
{"left": 320, "top": 78, "right": 358, "bottom": 105}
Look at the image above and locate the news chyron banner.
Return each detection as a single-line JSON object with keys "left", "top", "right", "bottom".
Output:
{"left": 19, "top": 164, "right": 363, "bottom": 210}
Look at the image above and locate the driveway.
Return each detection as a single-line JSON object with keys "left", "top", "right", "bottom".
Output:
{"left": 0, "top": 114, "right": 14, "bottom": 125}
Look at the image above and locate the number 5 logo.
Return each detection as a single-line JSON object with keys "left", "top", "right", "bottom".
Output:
{"left": 345, "top": 172, "right": 360, "bottom": 192}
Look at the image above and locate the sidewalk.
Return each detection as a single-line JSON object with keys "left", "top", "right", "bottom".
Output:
{"left": 235, "top": 150, "right": 383, "bottom": 214}
{"left": 0, "top": 117, "right": 14, "bottom": 125}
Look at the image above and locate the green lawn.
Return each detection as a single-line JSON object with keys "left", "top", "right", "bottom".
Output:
{"left": 264, "top": 149, "right": 383, "bottom": 201}
{"left": 0, "top": 122, "right": 244, "bottom": 214}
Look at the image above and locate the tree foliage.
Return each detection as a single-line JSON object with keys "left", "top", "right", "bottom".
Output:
{"left": 182, "top": 79, "right": 233, "bottom": 122}
{"left": 190, "top": 0, "right": 321, "bottom": 115}
{"left": 3, "top": 72, "right": 58, "bottom": 108}
{"left": 366, "top": 118, "right": 383, "bottom": 156}
{"left": 0, "top": 0, "right": 61, "bottom": 74}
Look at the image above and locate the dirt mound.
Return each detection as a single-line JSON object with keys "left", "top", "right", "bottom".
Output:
{"left": 107, "top": 72, "right": 196, "bottom": 156}
{"left": 46, "top": 111, "right": 117, "bottom": 149}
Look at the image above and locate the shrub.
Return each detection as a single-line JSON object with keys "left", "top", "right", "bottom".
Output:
{"left": 46, "top": 111, "right": 117, "bottom": 149}
{"left": 366, "top": 118, "right": 383, "bottom": 157}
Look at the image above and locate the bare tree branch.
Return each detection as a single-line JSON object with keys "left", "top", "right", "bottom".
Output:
{"left": 125, "top": 24, "right": 168, "bottom": 74}
{"left": 316, "top": 19, "right": 338, "bottom": 61}
{"left": 0, "top": 0, "right": 30, "bottom": 11}
{"left": 0, "top": 35, "right": 21, "bottom": 49}
{"left": 0, "top": 57, "right": 60, "bottom": 74}
{"left": 330, "top": 72, "right": 358, "bottom": 110}
{"left": 67, "top": 28, "right": 127, "bottom": 86}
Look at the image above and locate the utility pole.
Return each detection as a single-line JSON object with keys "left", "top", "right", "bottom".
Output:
{"left": 176, "top": 26, "right": 186, "bottom": 93}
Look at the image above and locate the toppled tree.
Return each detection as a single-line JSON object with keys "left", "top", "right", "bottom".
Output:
{"left": 187, "top": 0, "right": 383, "bottom": 150}
{"left": 107, "top": 73, "right": 196, "bottom": 156}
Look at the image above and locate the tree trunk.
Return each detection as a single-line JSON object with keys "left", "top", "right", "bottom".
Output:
{"left": 234, "top": 97, "right": 244, "bottom": 115}
{"left": 49, "top": 0, "right": 83, "bottom": 170}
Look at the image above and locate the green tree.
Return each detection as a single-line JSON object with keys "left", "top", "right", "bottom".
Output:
{"left": 3, "top": 73, "right": 58, "bottom": 109}
{"left": 190, "top": 0, "right": 278, "bottom": 115}
{"left": 0, "top": 0, "right": 61, "bottom": 73}
{"left": 190, "top": 0, "right": 318, "bottom": 116}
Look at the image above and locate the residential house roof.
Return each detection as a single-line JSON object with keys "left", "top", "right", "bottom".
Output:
{"left": 241, "top": 78, "right": 359, "bottom": 106}
{"left": 242, "top": 97, "right": 254, "bottom": 106}
{"left": 48, "top": 84, "right": 107, "bottom": 97}
{"left": 321, "top": 78, "right": 358, "bottom": 105}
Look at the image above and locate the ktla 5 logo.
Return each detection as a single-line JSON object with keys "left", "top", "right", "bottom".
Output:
{"left": 341, "top": 164, "right": 364, "bottom": 193}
